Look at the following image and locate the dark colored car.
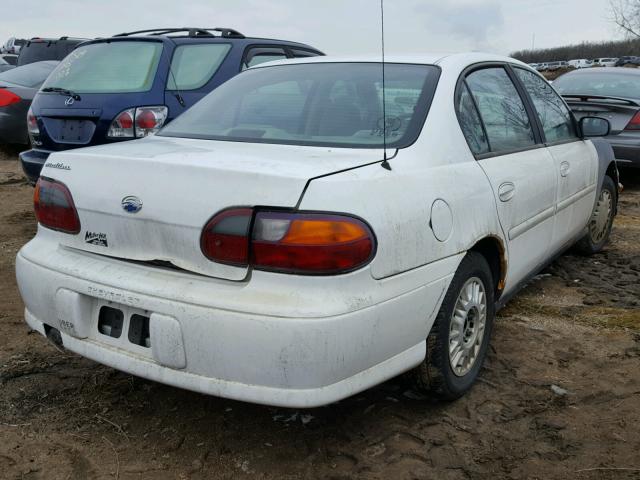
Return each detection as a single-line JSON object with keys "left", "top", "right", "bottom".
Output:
{"left": 555, "top": 67, "right": 640, "bottom": 168}
{"left": 615, "top": 56, "right": 640, "bottom": 67}
{"left": 17, "top": 37, "right": 89, "bottom": 66}
{"left": 0, "top": 57, "right": 15, "bottom": 73}
{"left": 0, "top": 61, "right": 59, "bottom": 144}
{"left": 1, "top": 54, "right": 19, "bottom": 66}
{"left": 20, "top": 27, "right": 323, "bottom": 184}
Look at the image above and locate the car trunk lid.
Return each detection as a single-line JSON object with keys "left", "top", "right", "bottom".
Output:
{"left": 41, "top": 135, "right": 384, "bottom": 281}
{"left": 563, "top": 95, "right": 640, "bottom": 134}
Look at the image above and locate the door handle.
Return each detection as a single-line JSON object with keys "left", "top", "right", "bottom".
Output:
{"left": 498, "top": 182, "right": 515, "bottom": 202}
{"left": 560, "top": 161, "right": 570, "bottom": 177}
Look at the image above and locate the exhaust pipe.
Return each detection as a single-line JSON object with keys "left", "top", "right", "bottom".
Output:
{"left": 43, "top": 324, "right": 63, "bottom": 348}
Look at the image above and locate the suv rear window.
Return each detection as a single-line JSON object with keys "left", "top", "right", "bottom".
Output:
{"left": 167, "top": 43, "right": 231, "bottom": 90}
{"left": 42, "top": 41, "right": 163, "bottom": 94}
{"left": 0, "top": 60, "right": 59, "bottom": 87}
{"left": 160, "top": 62, "right": 439, "bottom": 149}
{"left": 17, "top": 39, "right": 84, "bottom": 66}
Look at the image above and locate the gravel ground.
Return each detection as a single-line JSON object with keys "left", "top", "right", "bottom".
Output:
{"left": 0, "top": 146, "right": 638, "bottom": 480}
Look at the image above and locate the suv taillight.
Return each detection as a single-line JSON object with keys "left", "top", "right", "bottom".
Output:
{"left": 108, "top": 106, "right": 168, "bottom": 139}
{"left": 27, "top": 107, "right": 41, "bottom": 145}
{"left": 625, "top": 110, "right": 640, "bottom": 130}
{"left": 34, "top": 177, "right": 81, "bottom": 234}
{"left": 200, "top": 209, "right": 376, "bottom": 275}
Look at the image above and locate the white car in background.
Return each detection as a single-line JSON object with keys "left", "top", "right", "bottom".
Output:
{"left": 569, "top": 59, "right": 593, "bottom": 69}
{"left": 595, "top": 58, "right": 619, "bottom": 67}
{"left": 16, "top": 53, "right": 619, "bottom": 407}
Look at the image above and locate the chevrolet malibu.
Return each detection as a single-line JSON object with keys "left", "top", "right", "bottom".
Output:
{"left": 16, "top": 53, "right": 619, "bottom": 407}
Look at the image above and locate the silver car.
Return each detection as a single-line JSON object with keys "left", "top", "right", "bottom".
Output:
{"left": 555, "top": 67, "right": 640, "bottom": 168}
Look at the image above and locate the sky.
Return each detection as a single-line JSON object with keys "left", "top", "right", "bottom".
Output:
{"left": 0, "top": 0, "right": 620, "bottom": 56}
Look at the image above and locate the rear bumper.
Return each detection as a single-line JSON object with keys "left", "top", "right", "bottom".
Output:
{"left": 610, "top": 143, "right": 640, "bottom": 168}
{"left": 16, "top": 233, "right": 459, "bottom": 407}
{"left": 19, "top": 149, "right": 51, "bottom": 184}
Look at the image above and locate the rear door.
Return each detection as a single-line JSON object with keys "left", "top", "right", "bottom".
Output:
{"left": 513, "top": 67, "right": 598, "bottom": 248}
{"left": 460, "top": 66, "right": 558, "bottom": 291}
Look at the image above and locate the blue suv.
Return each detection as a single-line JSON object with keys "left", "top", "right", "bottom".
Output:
{"left": 20, "top": 27, "right": 322, "bottom": 183}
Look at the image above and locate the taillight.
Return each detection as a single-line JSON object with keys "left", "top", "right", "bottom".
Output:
{"left": 200, "top": 208, "right": 253, "bottom": 266}
{"left": 200, "top": 209, "right": 376, "bottom": 275}
{"left": 34, "top": 177, "right": 81, "bottom": 234}
{"left": 107, "top": 106, "right": 168, "bottom": 139}
{"left": 107, "top": 108, "right": 135, "bottom": 138}
{"left": 625, "top": 110, "right": 640, "bottom": 130}
{"left": 0, "top": 88, "right": 20, "bottom": 107}
{"left": 27, "top": 107, "right": 41, "bottom": 146}
{"left": 135, "top": 106, "right": 168, "bottom": 137}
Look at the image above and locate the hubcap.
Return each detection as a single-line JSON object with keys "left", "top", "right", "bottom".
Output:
{"left": 589, "top": 189, "right": 612, "bottom": 244}
{"left": 449, "top": 277, "right": 487, "bottom": 377}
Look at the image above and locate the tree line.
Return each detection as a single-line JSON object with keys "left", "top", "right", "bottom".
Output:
{"left": 511, "top": 38, "right": 640, "bottom": 63}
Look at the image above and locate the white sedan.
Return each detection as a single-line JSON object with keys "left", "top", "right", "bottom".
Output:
{"left": 16, "top": 53, "right": 618, "bottom": 407}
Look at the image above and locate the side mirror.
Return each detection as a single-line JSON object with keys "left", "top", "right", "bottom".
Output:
{"left": 580, "top": 116, "right": 610, "bottom": 137}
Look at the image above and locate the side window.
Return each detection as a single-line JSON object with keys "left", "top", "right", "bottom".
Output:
{"left": 290, "top": 48, "right": 320, "bottom": 58}
{"left": 168, "top": 44, "right": 231, "bottom": 90}
{"left": 242, "top": 47, "right": 287, "bottom": 70}
{"left": 466, "top": 67, "right": 536, "bottom": 153}
{"left": 514, "top": 68, "right": 577, "bottom": 143}
{"left": 455, "top": 82, "right": 490, "bottom": 155}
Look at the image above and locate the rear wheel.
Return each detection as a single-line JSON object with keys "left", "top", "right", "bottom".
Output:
{"left": 576, "top": 176, "right": 616, "bottom": 255}
{"left": 412, "top": 252, "right": 495, "bottom": 400}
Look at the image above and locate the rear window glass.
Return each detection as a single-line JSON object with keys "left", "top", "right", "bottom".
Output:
{"left": 167, "top": 43, "right": 231, "bottom": 90}
{"left": 17, "top": 40, "right": 83, "bottom": 66}
{"left": 554, "top": 71, "right": 640, "bottom": 98}
{"left": 42, "top": 41, "right": 162, "bottom": 94}
{"left": 159, "top": 62, "right": 439, "bottom": 149}
{"left": 0, "top": 60, "right": 59, "bottom": 87}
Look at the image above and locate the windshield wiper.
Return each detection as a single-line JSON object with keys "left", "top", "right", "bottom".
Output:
{"left": 41, "top": 87, "right": 81, "bottom": 101}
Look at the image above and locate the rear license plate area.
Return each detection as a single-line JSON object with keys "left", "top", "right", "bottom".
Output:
{"left": 51, "top": 119, "right": 96, "bottom": 144}
{"left": 94, "top": 301, "right": 152, "bottom": 356}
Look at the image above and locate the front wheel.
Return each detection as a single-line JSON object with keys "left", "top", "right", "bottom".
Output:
{"left": 575, "top": 176, "right": 616, "bottom": 255}
{"left": 412, "top": 252, "right": 495, "bottom": 400}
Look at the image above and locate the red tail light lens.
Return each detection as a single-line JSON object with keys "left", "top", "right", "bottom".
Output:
{"left": 200, "top": 208, "right": 253, "bottom": 266}
{"left": 0, "top": 88, "right": 20, "bottom": 107}
{"left": 34, "top": 177, "right": 81, "bottom": 234}
{"left": 200, "top": 209, "right": 376, "bottom": 275}
{"left": 625, "top": 110, "right": 640, "bottom": 130}
{"left": 107, "top": 108, "right": 135, "bottom": 138}
{"left": 135, "top": 106, "right": 168, "bottom": 138}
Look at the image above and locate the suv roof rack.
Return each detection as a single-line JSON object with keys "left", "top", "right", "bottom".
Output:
{"left": 113, "top": 28, "right": 245, "bottom": 39}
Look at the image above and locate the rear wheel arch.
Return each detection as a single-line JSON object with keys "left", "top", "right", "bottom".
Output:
{"left": 468, "top": 236, "right": 506, "bottom": 299}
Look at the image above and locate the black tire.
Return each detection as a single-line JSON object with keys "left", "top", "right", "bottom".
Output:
{"left": 412, "top": 252, "right": 495, "bottom": 400}
{"left": 575, "top": 175, "right": 616, "bottom": 255}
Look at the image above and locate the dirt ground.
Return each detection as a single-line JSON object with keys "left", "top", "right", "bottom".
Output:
{"left": 0, "top": 146, "right": 638, "bottom": 480}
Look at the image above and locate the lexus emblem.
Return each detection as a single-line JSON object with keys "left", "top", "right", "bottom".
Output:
{"left": 65, "top": 96, "right": 75, "bottom": 106}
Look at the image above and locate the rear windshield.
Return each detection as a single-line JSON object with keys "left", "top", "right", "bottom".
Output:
{"left": 17, "top": 40, "right": 82, "bottom": 66}
{"left": 0, "top": 60, "right": 59, "bottom": 87}
{"left": 42, "top": 41, "right": 163, "bottom": 94}
{"left": 159, "top": 62, "right": 439, "bottom": 148}
{"left": 554, "top": 71, "right": 640, "bottom": 98}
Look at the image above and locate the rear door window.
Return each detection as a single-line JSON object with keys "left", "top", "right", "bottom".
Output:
{"left": 290, "top": 48, "right": 321, "bottom": 58}
{"left": 167, "top": 43, "right": 231, "bottom": 90}
{"left": 42, "top": 41, "right": 163, "bottom": 93}
{"left": 242, "top": 47, "right": 288, "bottom": 70}
{"left": 465, "top": 67, "right": 536, "bottom": 153}
{"left": 514, "top": 68, "right": 577, "bottom": 143}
